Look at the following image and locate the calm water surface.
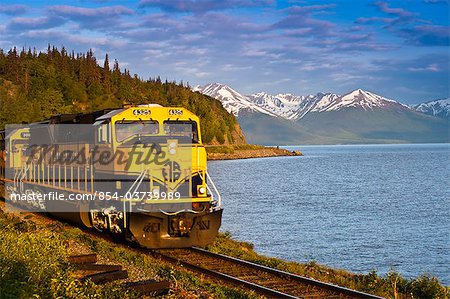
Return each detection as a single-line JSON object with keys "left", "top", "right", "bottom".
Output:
{"left": 207, "top": 144, "right": 449, "bottom": 284}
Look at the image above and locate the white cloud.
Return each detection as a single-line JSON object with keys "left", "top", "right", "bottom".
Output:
{"left": 408, "top": 63, "right": 440, "bottom": 72}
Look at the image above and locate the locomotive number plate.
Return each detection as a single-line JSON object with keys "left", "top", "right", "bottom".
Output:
{"left": 169, "top": 109, "right": 183, "bottom": 116}
{"left": 133, "top": 109, "right": 151, "bottom": 116}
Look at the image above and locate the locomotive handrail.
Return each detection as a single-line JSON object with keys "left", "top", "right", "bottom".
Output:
{"left": 13, "top": 167, "right": 20, "bottom": 187}
{"left": 205, "top": 171, "right": 221, "bottom": 209}
{"left": 16, "top": 164, "right": 30, "bottom": 192}
{"left": 123, "top": 169, "right": 148, "bottom": 227}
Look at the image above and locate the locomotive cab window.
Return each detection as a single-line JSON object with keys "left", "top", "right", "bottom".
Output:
{"left": 115, "top": 120, "right": 159, "bottom": 142}
{"left": 163, "top": 120, "right": 199, "bottom": 143}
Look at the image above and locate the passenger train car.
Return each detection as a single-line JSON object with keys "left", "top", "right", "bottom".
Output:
{"left": 0, "top": 105, "right": 223, "bottom": 248}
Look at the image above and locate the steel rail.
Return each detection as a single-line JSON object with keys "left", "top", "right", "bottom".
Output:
{"left": 189, "top": 247, "right": 386, "bottom": 299}
{"left": 154, "top": 247, "right": 386, "bottom": 299}
{"left": 153, "top": 250, "right": 299, "bottom": 299}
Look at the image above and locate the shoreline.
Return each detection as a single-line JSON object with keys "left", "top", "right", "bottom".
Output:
{"left": 0, "top": 204, "right": 446, "bottom": 298}
{"left": 206, "top": 144, "right": 302, "bottom": 161}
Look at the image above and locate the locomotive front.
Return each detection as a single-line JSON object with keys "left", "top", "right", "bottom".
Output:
{"left": 109, "top": 106, "right": 223, "bottom": 247}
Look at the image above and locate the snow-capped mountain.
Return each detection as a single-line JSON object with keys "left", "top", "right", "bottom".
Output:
{"left": 247, "top": 92, "right": 304, "bottom": 119}
{"left": 193, "top": 83, "right": 276, "bottom": 117}
{"left": 247, "top": 92, "right": 340, "bottom": 120}
{"left": 413, "top": 98, "right": 450, "bottom": 119}
{"left": 194, "top": 84, "right": 408, "bottom": 120}
{"left": 312, "top": 89, "right": 409, "bottom": 112}
{"left": 194, "top": 83, "right": 449, "bottom": 144}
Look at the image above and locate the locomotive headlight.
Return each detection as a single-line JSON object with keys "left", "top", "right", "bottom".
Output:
{"left": 168, "top": 140, "right": 177, "bottom": 155}
{"left": 197, "top": 186, "right": 206, "bottom": 196}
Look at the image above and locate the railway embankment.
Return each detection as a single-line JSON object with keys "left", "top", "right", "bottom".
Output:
{"left": 0, "top": 202, "right": 448, "bottom": 299}
{"left": 206, "top": 144, "right": 302, "bottom": 160}
{"left": 0, "top": 204, "right": 254, "bottom": 299}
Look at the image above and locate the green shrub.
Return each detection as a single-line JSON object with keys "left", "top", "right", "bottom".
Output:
{"left": 409, "top": 275, "right": 448, "bottom": 299}
{"left": 0, "top": 212, "right": 137, "bottom": 299}
{"left": 0, "top": 217, "right": 68, "bottom": 298}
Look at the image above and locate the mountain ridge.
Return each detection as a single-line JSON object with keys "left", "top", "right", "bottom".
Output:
{"left": 413, "top": 98, "right": 450, "bottom": 119}
{"left": 194, "top": 83, "right": 449, "bottom": 145}
{"left": 193, "top": 83, "right": 276, "bottom": 117}
{"left": 194, "top": 83, "right": 425, "bottom": 121}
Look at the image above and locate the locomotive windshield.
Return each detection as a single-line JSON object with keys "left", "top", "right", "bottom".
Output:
{"left": 115, "top": 120, "right": 159, "bottom": 142}
{"left": 163, "top": 120, "right": 198, "bottom": 143}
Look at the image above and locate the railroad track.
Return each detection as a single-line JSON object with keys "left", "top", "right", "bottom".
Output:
{"left": 0, "top": 201, "right": 385, "bottom": 299}
{"left": 154, "top": 247, "right": 386, "bottom": 299}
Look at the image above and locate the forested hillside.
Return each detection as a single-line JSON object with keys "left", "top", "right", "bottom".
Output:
{"left": 0, "top": 46, "right": 245, "bottom": 144}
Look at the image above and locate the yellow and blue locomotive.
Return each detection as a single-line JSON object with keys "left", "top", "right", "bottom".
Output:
{"left": 0, "top": 105, "right": 223, "bottom": 248}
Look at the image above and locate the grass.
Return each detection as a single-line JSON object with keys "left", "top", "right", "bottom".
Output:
{"left": 0, "top": 210, "right": 136, "bottom": 299}
{"left": 207, "top": 232, "right": 450, "bottom": 299}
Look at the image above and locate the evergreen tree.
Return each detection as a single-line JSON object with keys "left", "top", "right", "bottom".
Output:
{"left": 102, "top": 53, "right": 112, "bottom": 94}
{"left": 0, "top": 45, "right": 241, "bottom": 144}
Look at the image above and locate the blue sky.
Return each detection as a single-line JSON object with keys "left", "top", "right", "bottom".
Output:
{"left": 0, "top": 0, "right": 448, "bottom": 103}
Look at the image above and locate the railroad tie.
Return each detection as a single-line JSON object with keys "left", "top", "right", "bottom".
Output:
{"left": 67, "top": 253, "right": 97, "bottom": 264}
{"left": 80, "top": 269, "right": 129, "bottom": 285}
{"left": 124, "top": 279, "right": 170, "bottom": 296}
{"left": 74, "top": 264, "right": 123, "bottom": 272}
{"left": 67, "top": 254, "right": 171, "bottom": 295}
{"left": 68, "top": 254, "right": 128, "bottom": 285}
